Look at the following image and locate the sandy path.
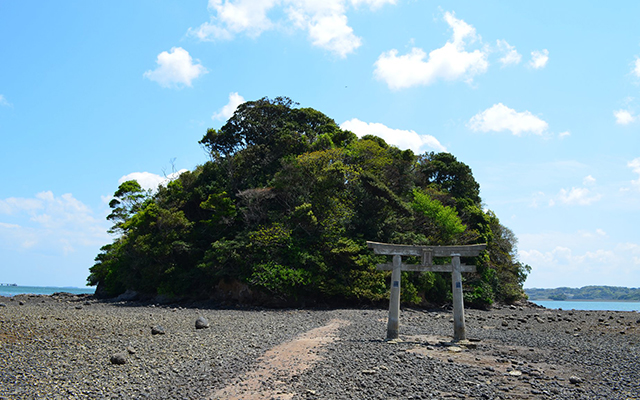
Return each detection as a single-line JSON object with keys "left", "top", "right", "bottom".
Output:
{"left": 209, "top": 318, "right": 350, "bottom": 400}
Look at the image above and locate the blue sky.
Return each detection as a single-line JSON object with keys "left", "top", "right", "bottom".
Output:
{"left": 1, "top": 1, "right": 639, "bottom": 289}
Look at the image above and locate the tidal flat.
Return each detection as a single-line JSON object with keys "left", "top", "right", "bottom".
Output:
{"left": 1, "top": 293, "right": 639, "bottom": 399}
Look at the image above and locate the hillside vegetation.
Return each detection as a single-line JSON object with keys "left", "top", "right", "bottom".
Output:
{"left": 88, "top": 97, "right": 530, "bottom": 307}
{"left": 526, "top": 286, "right": 640, "bottom": 301}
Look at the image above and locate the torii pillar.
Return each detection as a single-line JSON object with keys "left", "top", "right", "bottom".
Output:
{"left": 366, "top": 241, "right": 486, "bottom": 341}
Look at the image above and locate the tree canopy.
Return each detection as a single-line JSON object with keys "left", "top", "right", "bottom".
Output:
{"left": 88, "top": 97, "right": 530, "bottom": 307}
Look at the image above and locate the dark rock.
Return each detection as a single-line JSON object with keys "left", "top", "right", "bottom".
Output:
{"left": 195, "top": 316, "right": 210, "bottom": 329}
{"left": 151, "top": 325, "right": 166, "bottom": 335}
{"left": 18, "top": 301, "right": 25, "bottom": 306}
{"left": 93, "top": 280, "right": 109, "bottom": 299}
{"left": 115, "top": 290, "right": 139, "bottom": 302}
{"left": 110, "top": 352, "right": 127, "bottom": 365}
{"left": 569, "top": 376, "right": 583, "bottom": 384}
{"left": 0, "top": 303, "right": 6, "bottom": 307}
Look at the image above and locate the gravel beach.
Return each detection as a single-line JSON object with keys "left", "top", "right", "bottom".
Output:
{"left": 1, "top": 293, "right": 639, "bottom": 399}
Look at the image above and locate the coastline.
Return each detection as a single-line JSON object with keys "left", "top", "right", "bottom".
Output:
{"left": 531, "top": 298, "right": 640, "bottom": 303}
{"left": 1, "top": 294, "right": 639, "bottom": 399}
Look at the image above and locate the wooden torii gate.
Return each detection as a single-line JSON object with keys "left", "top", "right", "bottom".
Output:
{"left": 367, "top": 241, "right": 486, "bottom": 341}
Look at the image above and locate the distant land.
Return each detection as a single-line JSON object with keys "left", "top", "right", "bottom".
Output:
{"left": 525, "top": 286, "right": 640, "bottom": 301}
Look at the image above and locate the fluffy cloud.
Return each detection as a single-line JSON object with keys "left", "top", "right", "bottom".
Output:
{"left": 374, "top": 12, "right": 488, "bottom": 89}
{"left": 0, "top": 192, "right": 109, "bottom": 254}
{"left": 212, "top": 92, "right": 246, "bottom": 121}
{"left": 634, "top": 57, "right": 640, "bottom": 78}
{"left": 0, "top": 94, "right": 12, "bottom": 107}
{"left": 340, "top": 118, "right": 446, "bottom": 153}
{"left": 468, "top": 103, "right": 548, "bottom": 136}
{"left": 143, "top": 47, "right": 208, "bottom": 88}
{"left": 189, "top": 0, "right": 396, "bottom": 58}
{"left": 557, "top": 187, "right": 601, "bottom": 206}
{"left": 496, "top": 39, "right": 521, "bottom": 66}
{"left": 118, "top": 170, "right": 189, "bottom": 192}
{"left": 614, "top": 109, "right": 636, "bottom": 125}
{"left": 190, "top": 0, "right": 278, "bottom": 40}
{"left": 529, "top": 49, "right": 549, "bottom": 69}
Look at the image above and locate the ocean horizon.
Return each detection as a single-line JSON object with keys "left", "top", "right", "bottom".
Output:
{"left": 2, "top": 285, "right": 640, "bottom": 312}
{"left": 0, "top": 285, "right": 95, "bottom": 298}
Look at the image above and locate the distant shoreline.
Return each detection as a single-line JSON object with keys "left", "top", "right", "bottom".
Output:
{"left": 0, "top": 285, "right": 95, "bottom": 297}
{"left": 532, "top": 298, "right": 640, "bottom": 303}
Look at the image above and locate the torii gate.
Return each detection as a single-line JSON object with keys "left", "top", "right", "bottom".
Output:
{"left": 367, "top": 241, "right": 487, "bottom": 341}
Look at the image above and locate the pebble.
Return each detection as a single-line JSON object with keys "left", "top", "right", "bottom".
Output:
{"left": 110, "top": 352, "right": 127, "bottom": 365}
{"left": 569, "top": 375, "right": 584, "bottom": 384}
{"left": 151, "top": 325, "right": 166, "bottom": 335}
{"left": 195, "top": 316, "right": 209, "bottom": 329}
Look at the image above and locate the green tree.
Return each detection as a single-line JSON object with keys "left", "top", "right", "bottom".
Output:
{"left": 106, "top": 180, "right": 150, "bottom": 235}
{"left": 89, "top": 96, "right": 530, "bottom": 306}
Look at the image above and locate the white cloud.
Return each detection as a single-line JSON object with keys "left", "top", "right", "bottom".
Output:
{"left": 529, "top": 49, "right": 549, "bottom": 69}
{"left": 520, "top": 231, "right": 640, "bottom": 288}
{"left": 468, "top": 103, "right": 548, "bottom": 136}
{"left": 189, "top": 0, "right": 395, "bottom": 58}
{"left": 0, "top": 94, "right": 12, "bottom": 107}
{"left": 614, "top": 109, "right": 636, "bottom": 125}
{"left": 629, "top": 158, "right": 640, "bottom": 188}
{"left": 582, "top": 175, "right": 596, "bottom": 185}
{"left": 304, "top": 12, "right": 361, "bottom": 58}
{"left": 119, "top": 170, "right": 189, "bottom": 192}
{"left": 190, "top": 0, "right": 278, "bottom": 40}
{"left": 373, "top": 11, "right": 489, "bottom": 89}
{"left": 341, "top": 118, "right": 446, "bottom": 153}
{"left": 558, "top": 131, "right": 570, "bottom": 138}
{"left": 0, "top": 192, "right": 109, "bottom": 254}
{"left": 557, "top": 187, "right": 601, "bottom": 206}
{"left": 350, "top": 0, "right": 396, "bottom": 9}
{"left": 143, "top": 47, "right": 208, "bottom": 88}
{"left": 496, "top": 39, "right": 521, "bottom": 66}
{"left": 634, "top": 57, "right": 640, "bottom": 78}
{"left": 213, "top": 92, "right": 246, "bottom": 121}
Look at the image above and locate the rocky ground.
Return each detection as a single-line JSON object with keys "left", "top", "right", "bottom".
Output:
{"left": 1, "top": 293, "right": 639, "bottom": 399}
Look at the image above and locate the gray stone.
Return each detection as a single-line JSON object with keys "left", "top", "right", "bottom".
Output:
{"left": 110, "top": 352, "right": 127, "bottom": 365}
{"left": 195, "top": 316, "right": 210, "bottom": 329}
{"left": 151, "top": 325, "right": 166, "bottom": 335}
{"left": 569, "top": 376, "right": 583, "bottom": 384}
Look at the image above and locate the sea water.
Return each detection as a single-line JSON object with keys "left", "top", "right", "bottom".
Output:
{"left": 532, "top": 300, "right": 640, "bottom": 312}
{"left": 0, "top": 285, "right": 95, "bottom": 297}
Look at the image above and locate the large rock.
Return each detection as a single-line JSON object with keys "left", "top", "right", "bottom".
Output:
{"left": 115, "top": 290, "right": 139, "bottom": 302}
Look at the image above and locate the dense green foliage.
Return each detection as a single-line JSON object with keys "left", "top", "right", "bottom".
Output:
{"left": 526, "top": 286, "right": 640, "bottom": 301}
{"left": 88, "top": 97, "right": 530, "bottom": 307}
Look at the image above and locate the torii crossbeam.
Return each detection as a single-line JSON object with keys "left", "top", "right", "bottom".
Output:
{"left": 367, "top": 241, "right": 487, "bottom": 341}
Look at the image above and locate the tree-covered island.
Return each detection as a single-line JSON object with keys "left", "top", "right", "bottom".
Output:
{"left": 88, "top": 97, "right": 531, "bottom": 307}
{"left": 526, "top": 286, "right": 640, "bottom": 301}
